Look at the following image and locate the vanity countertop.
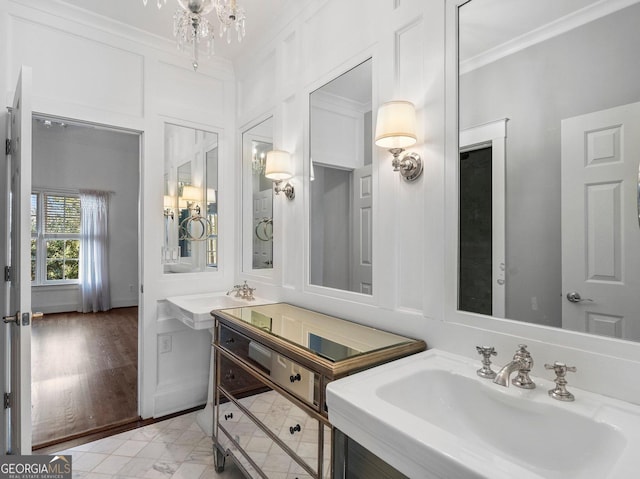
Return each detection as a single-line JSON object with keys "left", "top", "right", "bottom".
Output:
{"left": 212, "top": 302, "right": 426, "bottom": 377}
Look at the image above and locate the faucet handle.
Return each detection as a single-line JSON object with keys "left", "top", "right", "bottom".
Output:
{"left": 544, "top": 362, "right": 577, "bottom": 402}
{"left": 476, "top": 346, "right": 497, "bottom": 379}
{"left": 515, "top": 344, "right": 531, "bottom": 357}
{"left": 511, "top": 344, "right": 535, "bottom": 389}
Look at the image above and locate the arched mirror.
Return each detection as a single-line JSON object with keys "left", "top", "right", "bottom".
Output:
{"left": 242, "top": 117, "right": 274, "bottom": 273}
{"left": 309, "top": 58, "right": 373, "bottom": 294}
{"left": 163, "top": 123, "right": 218, "bottom": 273}
{"left": 457, "top": 0, "right": 640, "bottom": 341}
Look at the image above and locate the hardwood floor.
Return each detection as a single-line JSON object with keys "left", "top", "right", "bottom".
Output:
{"left": 31, "top": 307, "right": 139, "bottom": 448}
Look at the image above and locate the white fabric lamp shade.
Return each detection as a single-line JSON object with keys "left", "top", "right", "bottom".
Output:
{"left": 265, "top": 150, "right": 293, "bottom": 181}
{"left": 207, "top": 188, "right": 217, "bottom": 204}
{"left": 374, "top": 100, "right": 417, "bottom": 149}
{"left": 180, "top": 185, "right": 201, "bottom": 202}
{"left": 163, "top": 195, "right": 175, "bottom": 208}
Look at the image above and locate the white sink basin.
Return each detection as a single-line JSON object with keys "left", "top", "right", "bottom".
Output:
{"left": 166, "top": 292, "right": 271, "bottom": 330}
{"left": 326, "top": 349, "right": 640, "bottom": 479}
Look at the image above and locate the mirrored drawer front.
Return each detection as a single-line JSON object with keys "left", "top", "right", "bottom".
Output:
{"left": 214, "top": 407, "right": 261, "bottom": 479}
{"left": 219, "top": 354, "right": 266, "bottom": 398}
{"left": 217, "top": 393, "right": 316, "bottom": 479}
{"left": 218, "top": 324, "right": 319, "bottom": 406}
{"left": 221, "top": 362, "right": 331, "bottom": 478}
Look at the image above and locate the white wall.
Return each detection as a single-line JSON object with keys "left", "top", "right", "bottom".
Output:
{"left": 235, "top": 0, "right": 438, "bottom": 336}
{"left": 31, "top": 120, "right": 139, "bottom": 313}
{"left": 232, "top": 0, "right": 640, "bottom": 408}
{"left": 3, "top": 0, "right": 640, "bottom": 431}
{"left": 1, "top": 0, "right": 236, "bottom": 419}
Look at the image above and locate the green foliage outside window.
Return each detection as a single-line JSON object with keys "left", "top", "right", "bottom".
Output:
{"left": 31, "top": 192, "right": 81, "bottom": 284}
{"left": 46, "top": 239, "right": 79, "bottom": 280}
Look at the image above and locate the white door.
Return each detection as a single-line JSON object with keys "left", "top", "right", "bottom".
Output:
{"left": 351, "top": 165, "right": 372, "bottom": 294}
{"left": 561, "top": 102, "right": 640, "bottom": 340}
{"left": 3, "top": 66, "right": 33, "bottom": 454}
{"left": 252, "top": 190, "right": 273, "bottom": 269}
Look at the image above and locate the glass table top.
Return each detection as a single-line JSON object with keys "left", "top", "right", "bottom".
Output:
{"left": 214, "top": 303, "right": 416, "bottom": 363}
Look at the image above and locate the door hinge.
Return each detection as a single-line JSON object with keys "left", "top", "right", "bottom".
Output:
{"left": 4, "top": 392, "right": 11, "bottom": 409}
{"left": 5, "top": 139, "right": 11, "bottom": 156}
{"left": 4, "top": 266, "right": 11, "bottom": 282}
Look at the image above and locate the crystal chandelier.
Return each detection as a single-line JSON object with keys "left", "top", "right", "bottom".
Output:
{"left": 143, "top": 0, "right": 246, "bottom": 71}
{"left": 252, "top": 147, "right": 266, "bottom": 175}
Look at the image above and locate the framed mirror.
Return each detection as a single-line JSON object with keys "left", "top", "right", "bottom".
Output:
{"left": 242, "top": 116, "right": 274, "bottom": 273}
{"left": 309, "top": 58, "right": 373, "bottom": 294}
{"left": 457, "top": 0, "right": 640, "bottom": 341}
{"left": 163, "top": 123, "right": 218, "bottom": 273}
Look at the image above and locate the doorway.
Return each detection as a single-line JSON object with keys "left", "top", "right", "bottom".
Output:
{"left": 459, "top": 146, "right": 493, "bottom": 315}
{"left": 29, "top": 115, "right": 140, "bottom": 448}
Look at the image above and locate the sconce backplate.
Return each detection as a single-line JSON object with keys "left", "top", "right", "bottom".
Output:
{"left": 400, "top": 152, "right": 423, "bottom": 181}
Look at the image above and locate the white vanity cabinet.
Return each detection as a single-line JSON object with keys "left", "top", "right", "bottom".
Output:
{"left": 211, "top": 303, "right": 426, "bottom": 478}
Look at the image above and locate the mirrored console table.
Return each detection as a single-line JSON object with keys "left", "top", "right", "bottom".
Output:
{"left": 211, "top": 303, "right": 426, "bottom": 478}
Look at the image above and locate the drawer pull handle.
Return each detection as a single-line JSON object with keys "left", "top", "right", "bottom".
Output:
{"left": 224, "top": 413, "right": 233, "bottom": 420}
{"left": 224, "top": 370, "right": 235, "bottom": 380}
{"left": 289, "top": 424, "right": 301, "bottom": 435}
{"left": 225, "top": 337, "right": 235, "bottom": 344}
{"left": 289, "top": 373, "right": 301, "bottom": 383}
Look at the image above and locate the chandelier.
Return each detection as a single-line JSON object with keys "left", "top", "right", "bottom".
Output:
{"left": 143, "top": 0, "right": 246, "bottom": 71}
{"left": 252, "top": 147, "right": 266, "bottom": 175}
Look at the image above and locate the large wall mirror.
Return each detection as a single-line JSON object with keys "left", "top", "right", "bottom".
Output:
{"left": 242, "top": 116, "right": 274, "bottom": 273}
{"left": 457, "top": 0, "right": 640, "bottom": 341}
{"left": 163, "top": 123, "right": 218, "bottom": 274}
{"left": 309, "top": 58, "right": 373, "bottom": 294}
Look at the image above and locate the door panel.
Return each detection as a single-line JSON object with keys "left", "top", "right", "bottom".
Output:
{"left": 561, "top": 102, "right": 640, "bottom": 340}
{"left": 351, "top": 165, "right": 372, "bottom": 294}
{"left": 5, "top": 66, "right": 33, "bottom": 454}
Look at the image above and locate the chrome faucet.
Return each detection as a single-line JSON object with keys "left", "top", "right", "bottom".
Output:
{"left": 227, "top": 280, "right": 255, "bottom": 300}
{"left": 493, "top": 344, "right": 536, "bottom": 389}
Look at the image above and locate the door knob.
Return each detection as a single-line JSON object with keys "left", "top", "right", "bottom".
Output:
{"left": 566, "top": 291, "right": 593, "bottom": 303}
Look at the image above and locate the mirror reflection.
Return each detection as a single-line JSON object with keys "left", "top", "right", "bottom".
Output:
{"left": 309, "top": 58, "right": 373, "bottom": 294}
{"left": 163, "top": 123, "right": 218, "bottom": 273}
{"left": 242, "top": 117, "right": 274, "bottom": 271}
{"left": 458, "top": 0, "right": 640, "bottom": 341}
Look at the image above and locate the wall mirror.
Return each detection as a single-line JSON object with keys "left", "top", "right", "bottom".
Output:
{"left": 309, "top": 58, "right": 373, "bottom": 294}
{"left": 163, "top": 123, "right": 218, "bottom": 274}
{"left": 457, "top": 0, "right": 640, "bottom": 341}
{"left": 242, "top": 116, "right": 274, "bottom": 273}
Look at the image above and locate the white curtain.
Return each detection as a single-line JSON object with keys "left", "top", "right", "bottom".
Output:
{"left": 79, "top": 190, "right": 111, "bottom": 313}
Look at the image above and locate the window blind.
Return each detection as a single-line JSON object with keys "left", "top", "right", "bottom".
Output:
{"left": 44, "top": 194, "right": 81, "bottom": 234}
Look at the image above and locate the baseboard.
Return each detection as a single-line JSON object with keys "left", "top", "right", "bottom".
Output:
{"left": 32, "top": 302, "right": 139, "bottom": 315}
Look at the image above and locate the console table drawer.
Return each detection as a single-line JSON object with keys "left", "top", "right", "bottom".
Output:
{"left": 219, "top": 323, "right": 319, "bottom": 406}
{"left": 218, "top": 390, "right": 319, "bottom": 479}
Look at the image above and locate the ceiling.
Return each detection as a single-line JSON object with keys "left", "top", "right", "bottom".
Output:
{"left": 59, "top": 0, "right": 290, "bottom": 62}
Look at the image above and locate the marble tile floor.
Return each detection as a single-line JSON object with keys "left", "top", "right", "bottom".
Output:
{"left": 53, "top": 411, "right": 245, "bottom": 479}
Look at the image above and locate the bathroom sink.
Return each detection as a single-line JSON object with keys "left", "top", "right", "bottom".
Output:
{"left": 326, "top": 349, "right": 640, "bottom": 479}
{"left": 166, "top": 292, "right": 271, "bottom": 330}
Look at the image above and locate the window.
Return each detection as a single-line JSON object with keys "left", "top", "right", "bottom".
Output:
{"left": 31, "top": 191, "right": 81, "bottom": 285}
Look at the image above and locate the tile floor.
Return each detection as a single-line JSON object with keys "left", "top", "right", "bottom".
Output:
{"left": 54, "top": 411, "right": 245, "bottom": 479}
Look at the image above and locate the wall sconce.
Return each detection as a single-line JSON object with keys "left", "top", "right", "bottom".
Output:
{"left": 265, "top": 150, "right": 295, "bottom": 200}
{"left": 374, "top": 100, "right": 423, "bottom": 181}
{"left": 163, "top": 195, "right": 175, "bottom": 220}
